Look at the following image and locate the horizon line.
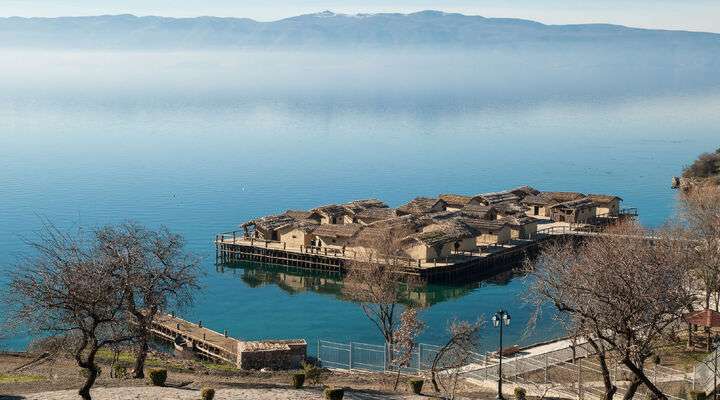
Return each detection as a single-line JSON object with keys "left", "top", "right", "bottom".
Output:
{"left": 0, "top": 10, "right": 718, "bottom": 35}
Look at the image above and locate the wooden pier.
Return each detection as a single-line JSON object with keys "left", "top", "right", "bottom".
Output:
{"left": 215, "top": 233, "right": 559, "bottom": 283}
{"left": 150, "top": 313, "right": 307, "bottom": 369}
{"left": 150, "top": 313, "right": 238, "bottom": 364}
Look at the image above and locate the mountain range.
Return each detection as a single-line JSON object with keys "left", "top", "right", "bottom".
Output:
{"left": 1, "top": 10, "right": 719, "bottom": 49}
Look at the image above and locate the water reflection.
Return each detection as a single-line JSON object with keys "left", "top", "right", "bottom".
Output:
{"left": 217, "top": 261, "right": 517, "bottom": 308}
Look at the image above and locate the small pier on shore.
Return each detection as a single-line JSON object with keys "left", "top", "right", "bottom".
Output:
{"left": 150, "top": 313, "right": 307, "bottom": 369}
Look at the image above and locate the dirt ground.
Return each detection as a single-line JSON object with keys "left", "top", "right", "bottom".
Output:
{"left": 0, "top": 351, "right": 496, "bottom": 399}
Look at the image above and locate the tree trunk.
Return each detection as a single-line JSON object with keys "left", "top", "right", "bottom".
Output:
{"left": 132, "top": 335, "right": 149, "bottom": 379}
{"left": 588, "top": 338, "right": 617, "bottom": 400}
{"left": 622, "top": 359, "right": 667, "bottom": 400}
{"left": 621, "top": 375, "right": 642, "bottom": 400}
{"left": 78, "top": 358, "right": 100, "bottom": 400}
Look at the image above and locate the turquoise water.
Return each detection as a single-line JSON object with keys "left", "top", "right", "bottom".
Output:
{"left": 1, "top": 50, "right": 719, "bottom": 352}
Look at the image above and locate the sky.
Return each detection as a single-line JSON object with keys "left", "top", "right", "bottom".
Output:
{"left": 2, "top": 0, "right": 719, "bottom": 33}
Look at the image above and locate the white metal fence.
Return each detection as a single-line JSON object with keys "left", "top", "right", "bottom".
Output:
{"left": 318, "top": 338, "right": 696, "bottom": 400}
{"left": 317, "top": 339, "right": 442, "bottom": 373}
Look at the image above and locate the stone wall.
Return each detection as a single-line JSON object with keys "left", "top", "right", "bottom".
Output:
{"left": 237, "top": 339, "right": 307, "bottom": 370}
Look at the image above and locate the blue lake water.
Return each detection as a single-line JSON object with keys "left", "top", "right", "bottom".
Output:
{"left": 1, "top": 50, "right": 719, "bottom": 352}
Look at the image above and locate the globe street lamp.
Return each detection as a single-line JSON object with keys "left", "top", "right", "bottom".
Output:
{"left": 492, "top": 310, "right": 511, "bottom": 400}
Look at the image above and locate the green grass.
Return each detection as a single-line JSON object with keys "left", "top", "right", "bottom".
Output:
{"left": 200, "top": 360, "right": 239, "bottom": 372}
{"left": 0, "top": 373, "right": 45, "bottom": 384}
{"left": 95, "top": 348, "right": 236, "bottom": 372}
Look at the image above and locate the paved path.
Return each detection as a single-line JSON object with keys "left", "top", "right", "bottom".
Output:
{"left": 9, "top": 387, "right": 423, "bottom": 400}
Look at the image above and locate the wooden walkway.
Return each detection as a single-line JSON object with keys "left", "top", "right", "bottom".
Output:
{"left": 150, "top": 314, "right": 239, "bottom": 364}
{"left": 215, "top": 233, "right": 554, "bottom": 283}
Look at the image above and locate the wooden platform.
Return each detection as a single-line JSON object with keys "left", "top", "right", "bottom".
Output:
{"left": 151, "top": 314, "right": 238, "bottom": 364}
{"left": 215, "top": 233, "right": 560, "bottom": 283}
{"left": 150, "top": 313, "right": 308, "bottom": 369}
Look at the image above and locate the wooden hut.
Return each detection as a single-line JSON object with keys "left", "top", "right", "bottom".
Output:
{"left": 461, "top": 219, "right": 511, "bottom": 245}
{"left": 586, "top": 194, "right": 623, "bottom": 217}
{"left": 548, "top": 198, "right": 597, "bottom": 224}
{"left": 470, "top": 191, "right": 521, "bottom": 206}
{"left": 312, "top": 223, "right": 364, "bottom": 248}
{"left": 522, "top": 191, "right": 585, "bottom": 217}
{"left": 500, "top": 215, "right": 539, "bottom": 240}
{"left": 397, "top": 197, "right": 447, "bottom": 216}
{"left": 460, "top": 204, "right": 498, "bottom": 221}
{"left": 438, "top": 194, "right": 475, "bottom": 211}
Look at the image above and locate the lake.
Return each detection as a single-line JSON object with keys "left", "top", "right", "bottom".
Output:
{"left": 1, "top": 50, "right": 719, "bottom": 352}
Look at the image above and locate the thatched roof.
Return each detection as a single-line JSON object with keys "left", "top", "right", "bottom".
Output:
{"left": 541, "top": 192, "right": 586, "bottom": 203}
{"left": 423, "top": 219, "right": 477, "bottom": 238}
{"left": 402, "top": 230, "right": 464, "bottom": 247}
{"left": 501, "top": 215, "right": 539, "bottom": 227}
{"left": 494, "top": 201, "right": 528, "bottom": 215}
{"left": 350, "top": 227, "right": 392, "bottom": 247}
{"left": 242, "top": 213, "right": 296, "bottom": 231}
{"left": 344, "top": 199, "right": 388, "bottom": 214}
{"left": 242, "top": 213, "right": 319, "bottom": 233}
{"left": 284, "top": 210, "right": 313, "bottom": 219}
{"left": 509, "top": 186, "right": 541, "bottom": 198}
{"left": 313, "top": 223, "right": 363, "bottom": 238}
{"left": 460, "top": 218, "right": 507, "bottom": 233}
{"left": 438, "top": 194, "right": 474, "bottom": 208}
{"left": 312, "top": 199, "right": 388, "bottom": 219}
{"left": 367, "top": 215, "right": 427, "bottom": 235}
{"left": 522, "top": 191, "right": 585, "bottom": 206}
{"left": 475, "top": 191, "right": 521, "bottom": 205}
{"left": 397, "top": 197, "right": 445, "bottom": 215}
{"left": 586, "top": 194, "right": 623, "bottom": 204}
{"left": 550, "top": 198, "right": 596, "bottom": 211}
{"left": 356, "top": 207, "right": 398, "bottom": 221}
{"left": 289, "top": 219, "right": 320, "bottom": 233}
{"left": 460, "top": 204, "right": 496, "bottom": 220}
{"left": 521, "top": 195, "right": 553, "bottom": 206}
{"left": 311, "top": 204, "right": 350, "bottom": 219}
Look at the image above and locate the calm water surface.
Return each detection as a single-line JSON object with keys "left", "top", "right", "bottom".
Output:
{"left": 1, "top": 50, "right": 719, "bottom": 351}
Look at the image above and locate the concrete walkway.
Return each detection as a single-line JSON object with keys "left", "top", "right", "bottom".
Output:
{"left": 13, "top": 387, "right": 424, "bottom": 400}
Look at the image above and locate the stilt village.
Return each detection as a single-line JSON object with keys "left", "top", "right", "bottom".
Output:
{"left": 216, "top": 186, "right": 637, "bottom": 282}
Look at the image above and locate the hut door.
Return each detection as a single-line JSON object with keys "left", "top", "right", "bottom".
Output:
{"left": 533, "top": 206, "right": 539, "bottom": 215}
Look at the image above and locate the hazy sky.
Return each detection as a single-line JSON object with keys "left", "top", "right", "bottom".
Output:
{"left": 2, "top": 0, "right": 719, "bottom": 33}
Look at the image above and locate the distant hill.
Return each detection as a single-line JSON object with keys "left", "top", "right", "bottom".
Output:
{"left": 1, "top": 10, "right": 719, "bottom": 49}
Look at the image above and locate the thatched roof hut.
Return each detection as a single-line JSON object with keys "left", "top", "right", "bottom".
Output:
{"left": 312, "top": 223, "right": 363, "bottom": 239}
{"left": 438, "top": 194, "right": 475, "bottom": 209}
{"left": 473, "top": 191, "right": 521, "bottom": 205}
{"left": 397, "top": 197, "right": 447, "bottom": 215}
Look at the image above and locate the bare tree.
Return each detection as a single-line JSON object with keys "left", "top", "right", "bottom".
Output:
{"left": 527, "top": 222, "right": 695, "bottom": 400}
{"left": 5, "top": 225, "right": 132, "bottom": 400}
{"left": 429, "top": 319, "right": 482, "bottom": 399}
{"left": 95, "top": 223, "right": 200, "bottom": 378}
{"left": 391, "top": 306, "right": 425, "bottom": 391}
{"left": 678, "top": 183, "right": 720, "bottom": 310}
{"left": 343, "top": 229, "right": 419, "bottom": 362}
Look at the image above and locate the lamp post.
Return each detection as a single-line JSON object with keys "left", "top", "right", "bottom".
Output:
{"left": 492, "top": 310, "right": 511, "bottom": 400}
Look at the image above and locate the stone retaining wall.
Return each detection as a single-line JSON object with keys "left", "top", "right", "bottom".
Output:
{"left": 237, "top": 339, "right": 307, "bottom": 370}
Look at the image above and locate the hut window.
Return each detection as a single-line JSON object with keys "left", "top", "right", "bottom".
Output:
{"left": 292, "top": 235, "right": 297, "bottom": 239}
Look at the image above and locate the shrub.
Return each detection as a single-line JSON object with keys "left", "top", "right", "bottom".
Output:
{"left": 302, "top": 361, "right": 323, "bottom": 384}
{"left": 112, "top": 364, "right": 127, "bottom": 379}
{"left": 514, "top": 387, "right": 527, "bottom": 400}
{"left": 292, "top": 373, "right": 305, "bottom": 389}
{"left": 688, "top": 391, "right": 707, "bottom": 400}
{"left": 200, "top": 387, "right": 215, "bottom": 400}
{"left": 324, "top": 387, "right": 344, "bottom": 400}
{"left": 409, "top": 378, "right": 423, "bottom": 394}
{"left": 147, "top": 369, "right": 167, "bottom": 386}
